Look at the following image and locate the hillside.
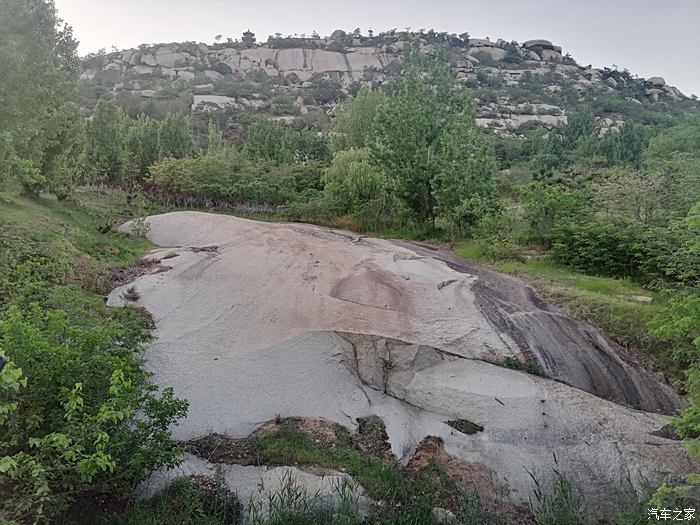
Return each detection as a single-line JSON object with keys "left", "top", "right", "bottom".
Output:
{"left": 3, "top": 4, "right": 700, "bottom": 523}
{"left": 81, "top": 29, "right": 700, "bottom": 136}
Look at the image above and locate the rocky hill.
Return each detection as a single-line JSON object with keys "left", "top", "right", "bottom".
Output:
{"left": 81, "top": 29, "right": 699, "bottom": 136}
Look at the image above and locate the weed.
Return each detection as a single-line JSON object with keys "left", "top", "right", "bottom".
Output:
{"left": 527, "top": 458, "right": 588, "bottom": 525}
{"left": 502, "top": 356, "right": 544, "bottom": 376}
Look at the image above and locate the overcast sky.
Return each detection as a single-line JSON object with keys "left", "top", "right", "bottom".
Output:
{"left": 55, "top": 0, "right": 699, "bottom": 96}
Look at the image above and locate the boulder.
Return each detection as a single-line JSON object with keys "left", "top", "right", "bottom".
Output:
{"left": 202, "top": 70, "right": 223, "bottom": 80}
{"left": 431, "top": 507, "right": 458, "bottom": 524}
{"left": 191, "top": 95, "right": 239, "bottom": 110}
{"left": 108, "top": 212, "right": 692, "bottom": 520}
{"left": 523, "top": 39, "right": 556, "bottom": 50}
{"left": 277, "top": 48, "right": 306, "bottom": 72}
{"left": 141, "top": 54, "right": 157, "bottom": 67}
{"left": 467, "top": 46, "right": 506, "bottom": 61}
{"left": 176, "top": 70, "right": 195, "bottom": 81}
{"left": 539, "top": 48, "right": 562, "bottom": 62}
{"left": 309, "top": 49, "right": 347, "bottom": 72}
{"left": 130, "top": 65, "right": 154, "bottom": 75}
{"left": 647, "top": 76, "right": 666, "bottom": 86}
{"left": 155, "top": 46, "right": 190, "bottom": 68}
{"left": 193, "top": 83, "right": 214, "bottom": 93}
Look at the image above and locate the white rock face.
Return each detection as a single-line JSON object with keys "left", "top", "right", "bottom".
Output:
{"left": 539, "top": 48, "right": 563, "bottom": 62}
{"left": 191, "top": 95, "right": 239, "bottom": 110}
{"left": 468, "top": 46, "right": 507, "bottom": 61}
{"left": 522, "top": 39, "right": 555, "bottom": 49}
{"left": 140, "top": 54, "right": 157, "bottom": 67}
{"left": 647, "top": 76, "right": 667, "bottom": 86}
{"left": 109, "top": 212, "right": 694, "bottom": 519}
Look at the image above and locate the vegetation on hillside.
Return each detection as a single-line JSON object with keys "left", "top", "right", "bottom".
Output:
{"left": 1, "top": 0, "right": 698, "bottom": 523}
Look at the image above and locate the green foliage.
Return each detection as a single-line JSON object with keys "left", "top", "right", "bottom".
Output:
{"left": 651, "top": 290, "right": 700, "bottom": 456}
{"left": 521, "top": 182, "right": 591, "bottom": 247}
{"left": 125, "top": 114, "right": 161, "bottom": 180}
{"left": 159, "top": 113, "right": 195, "bottom": 159}
{"left": 564, "top": 108, "right": 595, "bottom": 148}
{"left": 0, "top": 0, "right": 80, "bottom": 195}
{"left": 528, "top": 463, "right": 587, "bottom": 525}
{"left": 369, "top": 44, "right": 476, "bottom": 224}
{"left": 433, "top": 119, "right": 498, "bottom": 233}
{"left": 502, "top": 356, "right": 543, "bottom": 376}
{"left": 322, "top": 148, "right": 394, "bottom": 216}
{"left": 148, "top": 154, "right": 233, "bottom": 195}
{"left": 0, "top": 196, "right": 187, "bottom": 524}
{"left": 108, "top": 478, "right": 240, "bottom": 525}
{"left": 331, "top": 89, "right": 387, "bottom": 152}
{"left": 596, "top": 122, "right": 651, "bottom": 167}
{"left": 86, "top": 98, "right": 127, "bottom": 182}
{"left": 244, "top": 119, "right": 330, "bottom": 165}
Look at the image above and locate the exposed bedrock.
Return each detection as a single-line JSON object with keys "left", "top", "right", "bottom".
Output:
{"left": 108, "top": 211, "right": 694, "bottom": 518}
{"left": 394, "top": 240, "right": 680, "bottom": 414}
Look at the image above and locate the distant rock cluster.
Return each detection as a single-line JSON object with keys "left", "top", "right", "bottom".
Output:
{"left": 81, "top": 31, "right": 691, "bottom": 135}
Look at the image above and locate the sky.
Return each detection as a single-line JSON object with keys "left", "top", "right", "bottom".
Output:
{"left": 55, "top": 0, "right": 700, "bottom": 96}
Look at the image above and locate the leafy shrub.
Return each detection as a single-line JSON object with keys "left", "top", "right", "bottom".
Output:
{"left": 0, "top": 232, "right": 188, "bottom": 523}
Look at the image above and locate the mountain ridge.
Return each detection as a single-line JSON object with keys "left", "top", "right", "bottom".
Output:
{"left": 80, "top": 29, "right": 699, "bottom": 136}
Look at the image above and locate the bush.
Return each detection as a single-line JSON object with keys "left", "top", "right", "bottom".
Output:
{"left": 0, "top": 235, "right": 188, "bottom": 523}
{"left": 550, "top": 220, "right": 643, "bottom": 278}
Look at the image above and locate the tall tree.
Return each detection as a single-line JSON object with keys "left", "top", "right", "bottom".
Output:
{"left": 159, "top": 113, "right": 195, "bottom": 159}
{"left": 0, "top": 0, "right": 80, "bottom": 195}
{"left": 125, "top": 115, "right": 161, "bottom": 180}
{"left": 369, "top": 44, "right": 472, "bottom": 224}
{"left": 331, "top": 88, "right": 386, "bottom": 152}
{"left": 86, "top": 98, "right": 126, "bottom": 182}
{"left": 433, "top": 119, "right": 498, "bottom": 232}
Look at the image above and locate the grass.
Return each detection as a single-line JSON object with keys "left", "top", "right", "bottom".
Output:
{"left": 244, "top": 426, "right": 407, "bottom": 502}
{"left": 0, "top": 189, "right": 152, "bottom": 265}
{"left": 191, "top": 423, "right": 511, "bottom": 524}
{"left": 107, "top": 479, "right": 240, "bottom": 525}
{"left": 455, "top": 241, "right": 678, "bottom": 379}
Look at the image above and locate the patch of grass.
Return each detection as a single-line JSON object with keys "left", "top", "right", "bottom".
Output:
{"left": 528, "top": 465, "right": 587, "bottom": 525}
{"left": 250, "top": 426, "right": 406, "bottom": 502}
{"left": 108, "top": 478, "right": 240, "bottom": 525}
{"left": 0, "top": 191, "right": 152, "bottom": 267}
{"left": 502, "top": 356, "right": 544, "bottom": 376}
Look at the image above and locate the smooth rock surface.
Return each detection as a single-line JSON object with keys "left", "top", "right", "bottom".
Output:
{"left": 109, "top": 212, "right": 694, "bottom": 516}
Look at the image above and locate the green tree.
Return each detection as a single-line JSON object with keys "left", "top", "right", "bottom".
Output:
{"left": 43, "top": 102, "right": 85, "bottom": 198}
{"left": 433, "top": 119, "right": 498, "bottom": 233}
{"left": 241, "top": 30, "right": 256, "bottom": 48}
{"left": 86, "top": 98, "right": 127, "bottom": 182}
{"left": 0, "top": 0, "right": 80, "bottom": 195}
{"left": 323, "top": 148, "right": 393, "bottom": 214}
{"left": 597, "top": 121, "right": 650, "bottom": 167}
{"left": 125, "top": 114, "right": 161, "bottom": 180}
{"left": 564, "top": 108, "right": 595, "bottom": 148}
{"left": 160, "top": 113, "right": 195, "bottom": 159}
{"left": 370, "top": 44, "right": 471, "bottom": 224}
{"left": 331, "top": 88, "right": 386, "bottom": 152}
{"left": 206, "top": 120, "right": 226, "bottom": 154}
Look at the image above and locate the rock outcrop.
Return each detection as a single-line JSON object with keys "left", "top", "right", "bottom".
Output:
{"left": 81, "top": 31, "right": 693, "bottom": 135}
{"left": 109, "top": 211, "right": 696, "bottom": 520}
